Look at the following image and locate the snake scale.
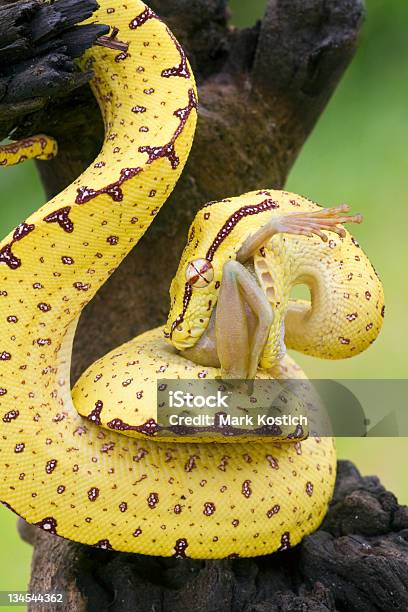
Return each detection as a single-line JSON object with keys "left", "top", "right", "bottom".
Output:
{"left": 0, "top": 0, "right": 384, "bottom": 559}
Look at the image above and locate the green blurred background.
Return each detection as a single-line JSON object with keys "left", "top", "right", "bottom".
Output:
{"left": 0, "top": 0, "right": 407, "bottom": 599}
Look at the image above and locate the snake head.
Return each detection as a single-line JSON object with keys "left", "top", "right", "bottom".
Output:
{"left": 165, "top": 190, "right": 289, "bottom": 351}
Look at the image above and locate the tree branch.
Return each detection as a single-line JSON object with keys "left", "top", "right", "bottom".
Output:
{"left": 0, "top": 0, "right": 108, "bottom": 139}
{"left": 252, "top": 0, "right": 365, "bottom": 137}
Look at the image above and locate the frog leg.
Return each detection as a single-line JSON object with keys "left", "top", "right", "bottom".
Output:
{"left": 215, "top": 260, "right": 273, "bottom": 380}
{"left": 237, "top": 204, "right": 363, "bottom": 263}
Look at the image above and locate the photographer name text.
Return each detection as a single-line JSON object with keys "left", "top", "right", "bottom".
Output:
{"left": 168, "top": 413, "right": 308, "bottom": 427}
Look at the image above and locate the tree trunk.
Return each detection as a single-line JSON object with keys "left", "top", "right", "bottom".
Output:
{"left": 5, "top": 1, "right": 407, "bottom": 611}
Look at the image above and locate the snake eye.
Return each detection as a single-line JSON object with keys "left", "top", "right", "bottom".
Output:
{"left": 186, "top": 259, "right": 214, "bottom": 288}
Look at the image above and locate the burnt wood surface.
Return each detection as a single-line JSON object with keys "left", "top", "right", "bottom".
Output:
{"left": 0, "top": 0, "right": 108, "bottom": 139}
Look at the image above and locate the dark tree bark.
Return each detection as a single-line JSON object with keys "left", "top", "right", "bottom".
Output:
{"left": 4, "top": 0, "right": 404, "bottom": 610}
{"left": 0, "top": 0, "right": 109, "bottom": 137}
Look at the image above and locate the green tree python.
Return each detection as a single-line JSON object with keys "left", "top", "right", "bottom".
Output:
{"left": 0, "top": 0, "right": 384, "bottom": 558}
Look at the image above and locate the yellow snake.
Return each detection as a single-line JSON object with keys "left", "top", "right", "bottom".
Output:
{"left": 0, "top": 0, "right": 384, "bottom": 559}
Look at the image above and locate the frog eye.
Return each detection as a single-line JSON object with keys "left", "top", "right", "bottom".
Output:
{"left": 186, "top": 259, "right": 214, "bottom": 288}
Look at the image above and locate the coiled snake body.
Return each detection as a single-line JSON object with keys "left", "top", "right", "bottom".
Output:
{"left": 0, "top": 0, "right": 384, "bottom": 558}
